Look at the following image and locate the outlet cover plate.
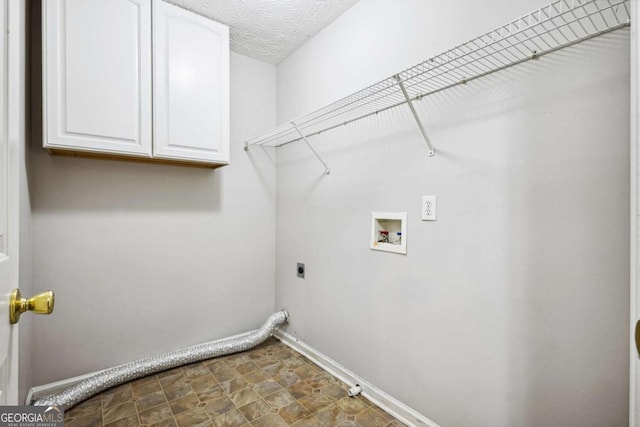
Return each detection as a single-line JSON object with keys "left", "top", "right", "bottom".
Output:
{"left": 422, "top": 195, "right": 437, "bottom": 221}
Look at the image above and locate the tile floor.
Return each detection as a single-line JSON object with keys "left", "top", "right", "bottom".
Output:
{"left": 63, "top": 338, "right": 405, "bottom": 426}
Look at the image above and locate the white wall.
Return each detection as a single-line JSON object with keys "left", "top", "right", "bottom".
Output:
{"left": 275, "top": 1, "right": 630, "bottom": 426}
{"left": 29, "top": 46, "right": 277, "bottom": 385}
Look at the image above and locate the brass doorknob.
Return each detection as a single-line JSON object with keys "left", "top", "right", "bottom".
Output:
{"left": 9, "top": 289, "right": 55, "bottom": 324}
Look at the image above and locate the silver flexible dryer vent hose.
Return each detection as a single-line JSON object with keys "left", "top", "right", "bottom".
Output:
{"left": 33, "top": 310, "right": 289, "bottom": 411}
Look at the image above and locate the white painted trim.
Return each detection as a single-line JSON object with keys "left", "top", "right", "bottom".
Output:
{"left": 7, "top": 0, "right": 26, "bottom": 405}
{"left": 274, "top": 330, "right": 440, "bottom": 427}
{"left": 25, "top": 369, "right": 105, "bottom": 405}
{"left": 631, "top": 1, "right": 639, "bottom": 426}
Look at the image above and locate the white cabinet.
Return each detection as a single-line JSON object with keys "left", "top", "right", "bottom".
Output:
{"left": 43, "top": 0, "right": 230, "bottom": 167}
{"left": 44, "top": 0, "right": 153, "bottom": 156}
{"left": 153, "top": 1, "right": 229, "bottom": 164}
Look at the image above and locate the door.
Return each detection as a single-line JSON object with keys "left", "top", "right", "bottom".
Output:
{"left": 0, "top": 0, "right": 24, "bottom": 405}
{"left": 43, "top": 0, "right": 152, "bottom": 157}
{"left": 153, "top": 0, "right": 230, "bottom": 164}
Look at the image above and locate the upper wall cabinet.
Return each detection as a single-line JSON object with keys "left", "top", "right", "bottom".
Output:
{"left": 44, "top": 0, "right": 153, "bottom": 156}
{"left": 153, "top": 1, "right": 229, "bottom": 164}
{"left": 43, "top": 0, "right": 230, "bottom": 167}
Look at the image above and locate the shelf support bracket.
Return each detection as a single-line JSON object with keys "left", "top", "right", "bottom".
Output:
{"left": 395, "top": 75, "right": 435, "bottom": 157}
{"left": 291, "top": 121, "right": 331, "bottom": 175}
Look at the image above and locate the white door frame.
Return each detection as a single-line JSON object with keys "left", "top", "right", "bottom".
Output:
{"left": 7, "top": 0, "right": 24, "bottom": 404}
{"left": 631, "top": 0, "right": 638, "bottom": 425}
{"left": 0, "top": 0, "right": 26, "bottom": 405}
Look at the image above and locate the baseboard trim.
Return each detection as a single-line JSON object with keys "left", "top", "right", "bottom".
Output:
{"left": 274, "top": 330, "right": 440, "bottom": 427}
{"left": 25, "top": 369, "right": 105, "bottom": 405}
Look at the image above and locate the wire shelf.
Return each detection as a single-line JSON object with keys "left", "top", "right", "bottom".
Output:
{"left": 245, "top": 0, "right": 630, "bottom": 150}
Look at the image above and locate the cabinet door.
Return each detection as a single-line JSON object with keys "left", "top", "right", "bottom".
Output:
{"left": 44, "top": 0, "right": 152, "bottom": 156}
{"left": 153, "top": 0, "right": 230, "bottom": 164}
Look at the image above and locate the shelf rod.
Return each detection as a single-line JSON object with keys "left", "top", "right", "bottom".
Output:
{"left": 291, "top": 121, "right": 331, "bottom": 175}
{"left": 394, "top": 74, "right": 435, "bottom": 157}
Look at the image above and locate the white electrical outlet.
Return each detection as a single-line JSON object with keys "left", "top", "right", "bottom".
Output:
{"left": 422, "top": 195, "right": 437, "bottom": 221}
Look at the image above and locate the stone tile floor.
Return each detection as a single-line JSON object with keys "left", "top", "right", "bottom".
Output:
{"left": 64, "top": 338, "right": 405, "bottom": 426}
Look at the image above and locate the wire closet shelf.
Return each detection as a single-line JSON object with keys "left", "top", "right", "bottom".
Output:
{"left": 245, "top": 0, "right": 630, "bottom": 155}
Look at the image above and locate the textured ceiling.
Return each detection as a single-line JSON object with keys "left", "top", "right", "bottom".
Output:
{"left": 164, "top": 0, "right": 360, "bottom": 64}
